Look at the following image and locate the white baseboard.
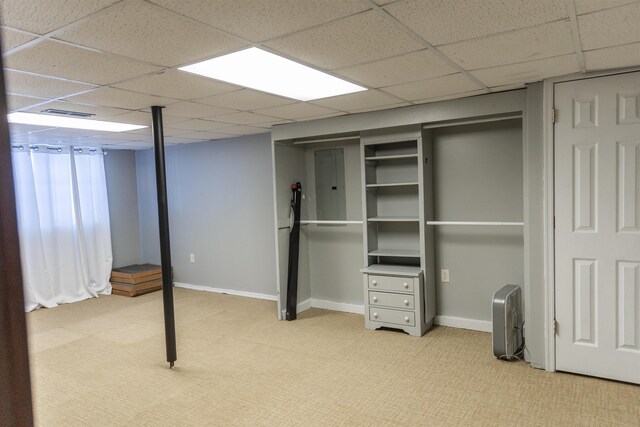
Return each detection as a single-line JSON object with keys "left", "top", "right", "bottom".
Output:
{"left": 434, "top": 315, "right": 492, "bottom": 333}
{"left": 310, "top": 299, "right": 364, "bottom": 315}
{"left": 175, "top": 284, "right": 491, "bottom": 333}
{"left": 297, "top": 298, "right": 312, "bottom": 313}
{"left": 174, "top": 282, "right": 277, "bottom": 301}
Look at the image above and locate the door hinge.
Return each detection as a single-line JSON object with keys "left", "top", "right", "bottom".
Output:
{"left": 551, "top": 108, "right": 557, "bottom": 123}
{"left": 553, "top": 319, "right": 559, "bottom": 335}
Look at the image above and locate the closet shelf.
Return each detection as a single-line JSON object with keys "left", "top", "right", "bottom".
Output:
{"left": 426, "top": 221, "right": 524, "bottom": 226}
{"left": 368, "top": 216, "right": 420, "bottom": 222}
{"left": 361, "top": 264, "right": 422, "bottom": 277}
{"left": 368, "top": 248, "right": 421, "bottom": 258}
{"left": 301, "top": 220, "right": 363, "bottom": 225}
{"left": 366, "top": 182, "right": 419, "bottom": 188}
{"left": 364, "top": 154, "right": 419, "bottom": 161}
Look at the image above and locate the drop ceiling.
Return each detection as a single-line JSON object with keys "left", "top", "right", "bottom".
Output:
{"left": 2, "top": 0, "right": 640, "bottom": 149}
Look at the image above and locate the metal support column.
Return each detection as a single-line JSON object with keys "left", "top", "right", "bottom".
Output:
{"left": 151, "top": 106, "right": 177, "bottom": 368}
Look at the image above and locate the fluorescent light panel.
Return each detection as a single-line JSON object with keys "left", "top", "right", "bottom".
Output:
{"left": 179, "top": 47, "right": 366, "bottom": 101}
{"left": 8, "top": 112, "right": 147, "bottom": 132}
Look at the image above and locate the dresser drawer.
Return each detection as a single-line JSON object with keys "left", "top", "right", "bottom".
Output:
{"left": 369, "top": 291, "right": 414, "bottom": 309}
{"left": 369, "top": 307, "right": 415, "bottom": 327}
{"left": 368, "top": 275, "right": 413, "bottom": 292}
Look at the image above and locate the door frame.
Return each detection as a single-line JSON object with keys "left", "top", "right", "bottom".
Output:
{"left": 542, "top": 66, "right": 640, "bottom": 372}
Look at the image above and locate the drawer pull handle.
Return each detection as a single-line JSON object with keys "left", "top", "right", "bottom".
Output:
{"left": 373, "top": 312, "right": 378, "bottom": 319}
{"left": 404, "top": 316, "right": 410, "bottom": 323}
{"left": 403, "top": 282, "right": 408, "bottom": 289}
{"left": 372, "top": 297, "right": 378, "bottom": 303}
{"left": 372, "top": 280, "right": 377, "bottom": 286}
{"left": 403, "top": 299, "right": 409, "bottom": 306}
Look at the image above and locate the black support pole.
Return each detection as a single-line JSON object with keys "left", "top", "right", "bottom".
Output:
{"left": 151, "top": 106, "right": 177, "bottom": 368}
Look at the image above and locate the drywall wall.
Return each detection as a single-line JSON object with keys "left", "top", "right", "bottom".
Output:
{"left": 104, "top": 149, "right": 141, "bottom": 268}
{"left": 303, "top": 141, "right": 363, "bottom": 306}
{"left": 136, "top": 133, "right": 277, "bottom": 297}
{"left": 432, "top": 119, "right": 524, "bottom": 322}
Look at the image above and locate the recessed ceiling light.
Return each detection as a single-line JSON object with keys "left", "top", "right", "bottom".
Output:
{"left": 7, "top": 112, "right": 147, "bottom": 132}
{"left": 179, "top": 47, "right": 366, "bottom": 101}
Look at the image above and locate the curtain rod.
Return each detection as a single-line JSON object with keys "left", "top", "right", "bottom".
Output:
{"left": 11, "top": 144, "right": 107, "bottom": 155}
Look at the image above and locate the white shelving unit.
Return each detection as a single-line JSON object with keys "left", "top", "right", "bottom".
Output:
{"left": 360, "top": 126, "right": 436, "bottom": 336}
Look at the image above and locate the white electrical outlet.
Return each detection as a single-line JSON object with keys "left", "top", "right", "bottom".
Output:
{"left": 441, "top": 269, "right": 450, "bottom": 283}
{"left": 189, "top": 253, "right": 195, "bottom": 264}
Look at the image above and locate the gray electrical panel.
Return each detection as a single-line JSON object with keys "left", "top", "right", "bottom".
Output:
{"left": 314, "top": 148, "right": 346, "bottom": 220}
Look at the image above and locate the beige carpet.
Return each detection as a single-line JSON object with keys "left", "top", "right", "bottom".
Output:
{"left": 27, "top": 288, "right": 639, "bottom": 426}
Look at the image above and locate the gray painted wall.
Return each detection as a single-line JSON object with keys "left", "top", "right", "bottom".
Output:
{"left": 304, "top": 142, "right": 363, "bottom": 305}
{"left": 136, "top": 133, "right": 277, "bottom": 297}
{"left": 432, "top": 119, "right": 524, "bottom": 322}
{"left": 104, "top": 149, "right": 141, "bottom": 268}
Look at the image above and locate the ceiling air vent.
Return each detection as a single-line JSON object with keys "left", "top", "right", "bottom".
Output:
{"left": 41, "top": 109, "right": 95, "bottom": 118}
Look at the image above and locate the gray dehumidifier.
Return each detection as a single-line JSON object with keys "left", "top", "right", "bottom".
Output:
{"left": 492, "top": 284, "right": 523, "bottom": 360}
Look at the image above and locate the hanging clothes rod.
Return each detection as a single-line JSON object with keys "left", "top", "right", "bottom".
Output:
{"left": 301, "top": 220, "right": 363, "bottom": 225}
{"left": 427, "top": 221, "right": 524, "bottom": 226}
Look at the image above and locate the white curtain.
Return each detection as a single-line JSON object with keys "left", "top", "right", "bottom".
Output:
{"left": 12, "top": 146, "right": 113, "bottom": 312}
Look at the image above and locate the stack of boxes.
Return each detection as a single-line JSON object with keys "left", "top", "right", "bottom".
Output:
{"left": 110, "top": 264, "right": 167, "bottom": 297}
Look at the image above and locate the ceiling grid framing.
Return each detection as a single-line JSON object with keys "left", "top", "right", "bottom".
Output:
{"left": 364, "top": 0, "right": 490, "bottom": 93}
{"left": 1, "top": 0, "right": 640, "bottom": 149}
{"left": 566, "top": 0, "right": 587, "bottom": 72}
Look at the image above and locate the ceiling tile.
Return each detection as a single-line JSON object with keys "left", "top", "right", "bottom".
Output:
{"left": 9, "top": 123, "right": 53, "bottom": 136}
{"left": 336, "top": 49, "right": 458, "bottom": 88}
{"left": 574, "top": 0, "right": 638, "bottom": 15}
{"left": 174, "top": 131, "right": 234, "bottom": 141}
{"left": 584, "top": 42, "right": 640, "bottom": 70}
{"left": 10, "top": 131, "right": 59, "bottom": 145}
{"left": 106, "top": 111, "right": 188, "bottom": 127}
{"left": 167, "top": 119, "right": 231, "bottom": 132}
{"left": 24, "top": 100, "right": 133, "bottom": 119}
{"left": 411, "top": 88, "right": 487, "bottom": 105}
{"left": 384, "top": 0, "right": 567, "bottom": 46}
{"left": 65, "top": 87, "right": 179, "bottom": 110}
{"left": 382, "top": 73, "right": 483, "bottom": 102}
{"left": 254, "top": 102, "right": 341, "bottom": 120}
{"left": 55, "top": 1, "right": 247, "bottom": 67}
{"left": 4, "top": 69, "right": 96, "bottom": 99}
{"left": 348, "top": 102, "right": 412, "bottom": 114}
{"left": 0, "top": 0, "right": 119, "bottom": 35}
{"left": 163, "top": 135, "right": 215, "bottom": 145}
{"left": 111, "top": 70, "right": 239, "bottom": 100}
{"left": 148, "top": 0, "right": 370, "bottom": 42}
{"left": 438, "top": 21, "right": 574, "bottom": 70}
{"left": 311, "top": 89, "right": 404, "bottom": 112}
{"left": 216, "top": 125, "right": 270, "bottom": 136}
{"left": 471, "top": 55, "right": 580, "bottom": 87}
{"left": 157, "top": 101, "right": 237, "bottom": 119}
{"left": 265, "top": 10, "right": 424, "bottom": 70}
{"left": 195, "top": 89, "right": 295, "bottom": 111}
{"left": 123, "top": 126, "right": 191, "bottom": 138}
{"left": 208, "top": 111, "right": 281, "bottom": 125}
{"left": 578, "top": 3, "right": 640, "bottom": 50}
{"left": 4, "top": 40, "right": 162, "bottom": 85}
{"left": 1, "top": 27, "right": 37, "bottom": 51}
{"left": 7, "top": 94, "right": 48, "bottom": 112}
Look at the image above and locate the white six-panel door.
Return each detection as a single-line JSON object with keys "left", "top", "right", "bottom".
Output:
{"left": 555, "top": 72, "right": 640, "bottom": 384}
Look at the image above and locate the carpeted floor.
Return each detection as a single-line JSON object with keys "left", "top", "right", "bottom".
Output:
{"left": 27, "top": 288, "right": 639, "bottom": 426}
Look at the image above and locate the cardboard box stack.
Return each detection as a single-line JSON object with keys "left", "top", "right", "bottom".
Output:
{"left": 110, "top": 264, "right": 166, "bottom": 297}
